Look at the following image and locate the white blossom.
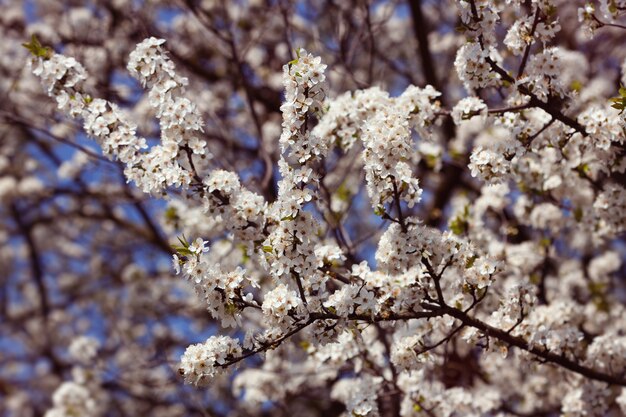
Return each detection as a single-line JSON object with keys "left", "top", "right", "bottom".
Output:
{"left": 179, "top": 335, "right": 243, "bottom": 385}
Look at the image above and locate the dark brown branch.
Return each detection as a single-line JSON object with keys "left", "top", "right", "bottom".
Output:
{"left": 408, "top": 0, "right": 441, "bottom": 93}
{"left": 10, "top": 204, "right": 49, "bottom": 320}
{"left": 392, "top": 179, "right": 407, "bottom": 233}
{"left": 440, "top": 305, "right": 626, "bottom": 386}
{"left": 486, "top": 57, "right": 587, "bottom": 134}
{"left": 591, "top": 13, "right": 626, "bottom": 30}
{"left": 517, "top": 7, "right": 541, "bottom": 77}
{"left": 466, "top": 0, "right": 587, "bottom": 136}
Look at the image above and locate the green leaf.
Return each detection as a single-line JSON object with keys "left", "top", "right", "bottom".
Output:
{"left": 573, "top": 207, "right": 583, "bottom": 222}
{"left": 172, "top": 245, "right": 193, "bottom": 256}
{"left": 425, "top": 154, "right": 438, "bottom": 169}
{"left": 449, "top": 204, "right": 470, "bottom": 235}
{"left": 164, "top": 206, "right": 178, "bottom": 222}
{"left": 176, "top": 234, "right": 190, "bottom": 248}
{"left": 465, "top": 255, "right": 477, "bottom": 269}
{"left": 450, "top": 216, "right": 468, "bottom": 235}
{"left": 610, "top": 86, "right": 626, "bottom": 114}
{"left": 22, "top": 34, "right": 53, "bottom": 59}
{"left": 588, "top": 281, "right": 606, "bottom": 296}
{"left": 224, "top": 302, "right": 238, "bottom": 315}
{"left": 240, "top": 244, "right": 250, "bottom": 263}
{"left": 577, "top": 163, "right": 590, "bottom": 174}
{"left": 287, "top": 48, "right": 303, "bottom": 69}
{"left": 529, "top": 272, "right": 541, "bottom": 285}
{"left": 335, "top": 182, "right": 351, "bottom": 202}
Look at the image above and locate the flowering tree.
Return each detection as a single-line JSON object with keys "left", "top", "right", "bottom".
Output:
{"left": 2, "top": 0, "right": 626, "bottom": 416}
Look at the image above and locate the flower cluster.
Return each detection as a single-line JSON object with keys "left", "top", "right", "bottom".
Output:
{"left": 44, "top": 382, "right": 98, "bottom": 417}
{"left": 362, "top": 102, "right": 422, "bottom": 211}
{"left": 376, "top": 218, "right": 497, "bottom": 296}
{"left": 457, "top": 0, "right": 500, "bottom": 46}
{"left": 504, "top": 14, "right": 561, "bottom": 56}
{"left": 468, "top": 134, "right": 524, "bottom": 183}
{"left": 578, "top": 106, "right": 623, "bottom": 151}
{"left": 331, "top": 375, "right": 382, "bottom": 417}
{"left": 488, "top": 283, "right": 537, "bottom": 330}
{"left": 253, "top": 50, "right": 332, "bottom": 324}
{"left": 577, "top": 4, "right": 600, "bottom": 38}
{"left": 312, "top": 83, "right": 441, "bottom": 220}
{"left": 68, "top": 335, "right": 100, "bottom": 366}
{"left": 32, "top": 54, "right": 87, "bottom": 107}
{"left": 313, "top": 87, "right": 390, "bottom": 150}
{"left": 81, "top": 98, "right": 152, "bottom": 185}
{"left": 127, "top": 38, "right": 179, "bottom": 87}
{"left": 324, "top": 283, "right": 377, "bottom": 318}
{"left": 396, "top": 84, "right": 442, "bottom": 136}
{"left": 454, "top": 42, "right": 500, "bottom": 92}
{"left": 125, "top": 37, "right": 209, "bottom": 190}
{"left": 179, "top": 335, "right": 243, "bottom": 385}
{"left": 259, "top": 211, "right": 325, "bottom": 293}
{"left": 593, "top": 184, "right": 626, "bottom": 237}
{"left": 203, "top": 169, "right": 266, "bottom": 242}
{"left": 562, "top": 381, "right": 612, "bottom": 417}
{"left": 585, "top": 333, "right": 626, "bottom": 376}
{"left": 522, "top": 47, "right": 567, "bottom": 101}
{"left": 261, "top": 283, "right": 304, "bottom": 323}
{"left": 310, "top": 329, "right": 362, "bottom": 366}
{"left": 279, "top": 49, "right": 328, "bottom": 164}
{"left": 174, "top": 239, "right": 257, "bottom": 328}
{"left": 518, "top": 301, "right": 585, "bottom": 359}
{"left": 45, "top": 336, "right": 104, "bottom": 417}
{"left": 30, "top": 50, "right": 150, "bottom": 180}
{"left": 127, "top": 37, "right": 207, "bottom": 155}
{"left": 390, "top": 335, "right": 430, "bottom": 372}
{"left": 451, "top": 96, "right": 488, "bottom": 125}
{"left": 30, "top": 38, "right": 213, "bottom": 193}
